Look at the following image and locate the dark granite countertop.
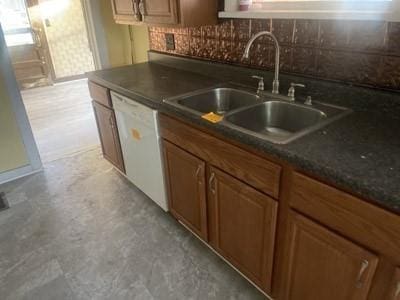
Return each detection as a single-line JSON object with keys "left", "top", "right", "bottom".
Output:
{"left": 87, "top": 53, "right": 400, "bottom": 215}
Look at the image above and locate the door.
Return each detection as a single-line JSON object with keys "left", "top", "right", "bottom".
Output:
{"left": 139, "top": 0, "right": 178, "bottom": 25}
{"left": 92, "top": 101, "right": 125, "bottom": 173}
{"left": 281, "top": 211, "right": 379, "bottom": 300}
{"left": 162, "top": 141, "right": 207, "bottom": 240}
{"left": 111, "top": 0, "right": 141, "bottom": 23}
{"left": 388, "top": 268, "right": 400, "bottom": 300}
{"left": 0, "top": 0, "right": 54, "bottom": 89}
{"left": 207, "top": 166, "right": 278, "bottom": 292}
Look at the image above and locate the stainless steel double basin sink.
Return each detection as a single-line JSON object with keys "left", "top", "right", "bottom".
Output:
{"left": 164, "top": 87, "right": 351, "bottom": 144}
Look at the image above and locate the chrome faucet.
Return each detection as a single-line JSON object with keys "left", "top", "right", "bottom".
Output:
{"left": 242, "top": 31, "right": 280, "bottom": 94}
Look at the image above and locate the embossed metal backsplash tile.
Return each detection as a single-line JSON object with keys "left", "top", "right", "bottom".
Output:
{"left": 149, "top": 19, "right": 400, "bottom": 91}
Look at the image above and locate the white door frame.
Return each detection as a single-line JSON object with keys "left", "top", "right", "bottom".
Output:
{"left": 0, "top": 23, "right": 42, "bottom": 184}
{"left": 81, "top": 0, "right": 110, "bottom": 69}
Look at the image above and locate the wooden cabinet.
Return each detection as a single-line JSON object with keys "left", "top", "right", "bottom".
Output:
{"left": 162, "top": 141, "right": 208, "bottom": 240}
{"left": 92, "top": 102, "right": 125, "bottom": 173}
{"left": 89, "top": 81, "right": 125, "bottom": 173}
{"left": 111, "top": 0, "right": 141, "bottom": 24}
{"left": 281, "top": 211, "right": 378, "bottom": 300}
{"left": 388, "top": 268, "right": 400, "bottom": 300}
{"left": 140, "top": 0, "right": 178, "bottom": 25}
{"left": 158, "top": 113, "right": 400, "bottom": 299}
{"left": 207, "top": 166, "right": 277, "bottom": 292}
{"left": 111, "top": 0, "right": 218, "bottom": 27}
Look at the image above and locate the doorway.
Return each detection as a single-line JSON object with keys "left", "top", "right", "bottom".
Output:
{"left": 0, "top": 0, "right": 96, "bottom": 87}
{"left": 39, "top": 0, "right": 95, "bottom": 82}
{"left": 0, "top": 0, "right": 54, "bottom": 89}
{"left": 0, "top": 0, "right": 100, "bottom": 163}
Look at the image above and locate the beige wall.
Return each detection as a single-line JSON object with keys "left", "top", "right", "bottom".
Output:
{"left": 98, "top": 0, "right": 149, "bottom": 66}
{"left": 130, "top": 25, "right": 149, "bottom": 63}
{"left": 0, "top": 73, "right": 29, "bottom": 173}
{"left": 99, "top": 0, "right": 131, "bottom": 67}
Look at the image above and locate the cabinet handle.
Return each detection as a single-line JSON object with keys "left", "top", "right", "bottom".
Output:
{"left": 109, "top": 116, "right": 114, "bottom": 128}
{"left": 138, "top": 0, "right": 145, "bottom": 16}
{"left": 395, "top": 281, "right": 400, "bottom": 299}
{"left": 195, "top": 165, "right": 202, "bottom": 179}
{"left": 209, "top": 173, "right": 216, "bottom": 194}
{"left": 132, "top": 0, "right": 141, "bottom": 21}
{"left": 356, "top": 260, "right": 369, "bottom": 288}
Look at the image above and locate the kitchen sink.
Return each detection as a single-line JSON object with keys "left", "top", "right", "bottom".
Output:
{"left": 224, "top": 100, "right": 351, "bottom": 144}
{"left": 164, "top": 87, "right": 261, "bottom": 115}
{"left": 164, "top": 86, "right": 351, "bottom": 144}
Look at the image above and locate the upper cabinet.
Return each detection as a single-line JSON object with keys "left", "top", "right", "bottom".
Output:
{"left": 111, "top": 0, "right": 218, "bottom": 27}
{"left": 139, "top": 0, "right": 178, "bottom": 25}
{"left": 111, "top": 0, "right": 141, "bottom": 24}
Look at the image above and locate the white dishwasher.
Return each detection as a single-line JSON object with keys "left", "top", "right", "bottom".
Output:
{"left": 111, "top": 91, "right": 168, "bottom": 211}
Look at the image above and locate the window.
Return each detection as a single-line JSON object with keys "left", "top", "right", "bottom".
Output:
{"left": 221, "top": 0, "right": 400, "bottom": 21}
{"left": 0, "top": 0, "right": 34, "bottom": 46}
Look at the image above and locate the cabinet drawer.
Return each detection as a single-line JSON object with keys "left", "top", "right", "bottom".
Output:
{"left": 159, "top": 114, "right": 281, "bottom": 199}
{"left": 290, "top": 172, "right": 400, "bottom": 262}
{"left": 89, "top": 81, "right": 112, "bottom": 108}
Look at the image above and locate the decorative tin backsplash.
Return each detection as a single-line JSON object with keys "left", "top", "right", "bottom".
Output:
{"left": 149, "top": 19, "right": 400, "bottom": 91}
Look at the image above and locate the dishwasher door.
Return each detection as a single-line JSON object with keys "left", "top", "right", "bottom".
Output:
{"left": 112, "top": 93, "right": 168, "bottom": 211}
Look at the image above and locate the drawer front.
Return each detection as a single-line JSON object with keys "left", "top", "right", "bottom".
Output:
{"left": 290, "top": 172, "right": 400, "bottom": 262}
{"left": 159, "top": 114, "right": 281, "bottom": 199}
{"left": 89, "top": 81, "right": 112, "bottom": 108}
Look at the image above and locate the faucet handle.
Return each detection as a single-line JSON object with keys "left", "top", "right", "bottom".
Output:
{"left": 290, "top": 83, "right": 306, "bottom": 88}
{"left": 252, "top": 75, "right": 264, "bottom": 93}
{"left": 288, "top": 82, "right": 306, "bottom": 101}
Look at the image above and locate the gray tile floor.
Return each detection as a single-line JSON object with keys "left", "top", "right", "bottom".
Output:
{"left": 0, "top": 148, "right": 265, "bottom": 300}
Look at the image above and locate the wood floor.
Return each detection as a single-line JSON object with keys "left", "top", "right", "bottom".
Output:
{"left": 22, "top": 79, "right": 100, "bottom": 163}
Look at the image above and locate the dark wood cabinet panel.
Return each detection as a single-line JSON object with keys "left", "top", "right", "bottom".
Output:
{"left": 388, "top": 268, "right": 400, "bottom": 300}
{"left": 110, "top": 0, "right": 217, "bottom": 27}
{"left": 88, "top": 81, "right": 112, "bottom": 108}
{"left": 140, "top": 0, "right": 178, "bottom": 25}
{"left": 281, "top": 211, "right": 378, "bottom": 300}
{"left": 290, "top": 172, "right": 400, "bottom": 263}
{"left": 92, "top": 101, "right": 125, "bottom": 173}
{"left": 111, "top": 0, "right": 141, "bottom": 24}
{"left": 158, "top": 113, "right": 400, "bottom": 299}
{"left": 162, "top": 140, "right": 208, "bottom": 240}
{"left": 207, "top": 166, "right": 277, "bottom": 292}
{"left": 159, "top": 114, "right": 281, "bottom": 199}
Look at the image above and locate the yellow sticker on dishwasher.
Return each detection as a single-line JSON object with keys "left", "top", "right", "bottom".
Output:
{"left": 201, "top": 112, "right": 223, "bottom": 123}
{"left": 131, "top": 128, "right": 141, "bottom": 140}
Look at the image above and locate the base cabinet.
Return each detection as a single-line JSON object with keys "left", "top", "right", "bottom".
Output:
{"left": 92, "top": 101, "right": 125, "bottom": 173}
{"left": 159, "top": 113, "right": 400, "bottom": 300}
{"left": 162, "top": 141, "right": 208, "bottom": 240}
{"left": 207, "top": 166, "right": 277, "bottom": 292}
{"left": 281, "top": 211, "right": 378, "bottom": 300}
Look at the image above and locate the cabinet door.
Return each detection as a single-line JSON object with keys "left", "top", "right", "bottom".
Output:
{"left": 111, "top": 0, "right": 140, "bottom": 23}
{"left": 162, "top": 141, "right": 207, "bottom": 240}
{"left": 208, "top": 166, "right": 278, "bottom": 292}
{"left": 388, "top": 268, "right": 400, "bottom": 300}
{"left": 140, "top": 0, "right": 178, "bottom": 25}
{"left": 282, "top": 211, "right": 378, "bottom": 300}
{"left": 92, "top": 101, "right": 125, "bottom": 173}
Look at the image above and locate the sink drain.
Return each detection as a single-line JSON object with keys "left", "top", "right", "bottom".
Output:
{"left": 0, "top": 192, "right": 9, "bottom": 211}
